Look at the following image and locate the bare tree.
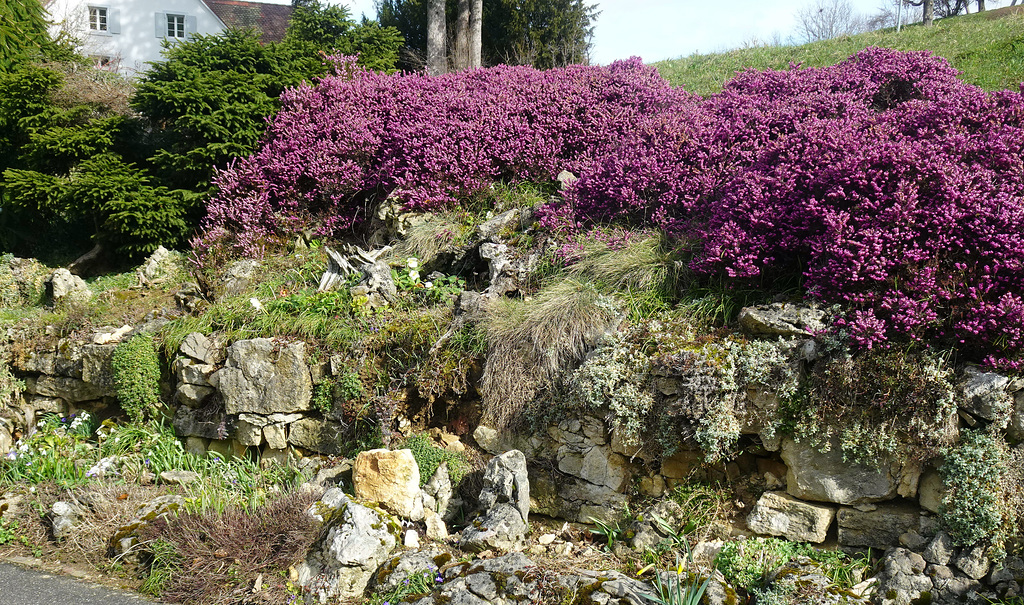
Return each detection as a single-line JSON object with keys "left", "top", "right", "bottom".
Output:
{"left": 865, "top": 0, "right": 921, "bottom": 30}
{"left": 427, "top": 0, "right": 446, "bottom": 75}
{"left": 796, "top": 0, "right": 867, "bottom": 42}
{"left": 470, "top": 0, "right": 482, "bottom": 68}
{"left": 454, "top": 0, "right": 470, "bottom": 70}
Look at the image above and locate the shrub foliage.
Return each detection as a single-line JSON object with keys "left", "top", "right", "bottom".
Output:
{"left": 206, "top": 47, "right": 1024, "bottom": 367}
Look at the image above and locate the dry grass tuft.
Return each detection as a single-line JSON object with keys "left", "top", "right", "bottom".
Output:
{"left": 566, "top": 232, "right": 681, "bottom": 294}
{"left": 138, "top": 490, "right": 320, "bottom": 604}
{"left": 387, "top": 215, "right": 466, "bottom": 267}
{"left": 478, "top": 280, "right": 624, "bottom": 428}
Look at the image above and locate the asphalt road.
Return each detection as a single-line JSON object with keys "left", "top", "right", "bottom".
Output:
{"left": 0, "top": 562, "right": 155, "bottom": 605}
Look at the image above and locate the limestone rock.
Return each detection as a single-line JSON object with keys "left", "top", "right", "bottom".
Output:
{"left": 47, "top": 269, "right": 92, "bottom": 304}
{"left": 175, "top": 383, "right": 214, "bottom": 408}
{"left": 287, "top": 418, "right": 345, "bottom": 455}
{"left": 747, "top": 491, "right": 835, "bottom": 543}
{"left": 461, "top": 450, "right": 530, "bottom": 552}
{"left": 51, "top": 500, "right": 84, "bottom": 540}
{"left": 219, "top": 259, "right": 259, "bottom": 299}
{"left": 479, "top": 243, "right": 539, "bottom": 297}
{"left": 918, "top": 468, "right": 944, "bottom": 514}
{"left": 31, "top": 375, "right": 109, "bottom": 402}
{"left": 923, "top": 531, "right": 957, "bottom": 566}
{"left": 873, "top": 548, "right": 932, "bottom": 605}
{"left": 960, "top": 366, "right": 1012, "bottom": 422}
{"left": 629, "top": 500, "right": 687, "bottom": 552}
{"left": 179, "top": 362, "right": 216, "bottom": 387}
{"left": 737, "top": 303, "right": 825, "bottom": 337}
{"left": 837, "top": 503, "right": 920, "bottom": 550}
{"left": 109, "top": 495, "right": 186, "bottom": 555}
{"left": 159, "top": 470, "right": 199, "bottom": 485}
{"left": 172, "top": 405, "right": 229, "bottom": 440}
{"left": 80, "top": 344, "right": 116, "bottom": 391}
{"left": 179, "top": 332, "right": 221, "bottom": 365}
{"left": 475, "top": 209, "right": 529, "bottom": 243}
{"left": 213, "top": 338, "right": 312, "bottom": 415}
{"left": 137, "top": 246, "right": 183, "bottom": 285}
{"left": 424, "top": 508, "right": 449, "bottom": 541}
{"left": 421, "top": 462, "right": 453, "bottom": 520}
{"left": 353, "top": 449, "right": 423, "bottom": 521}
{"left": 296, "top": 488, "right": 399, "bottom": 601}
{"left": 954, "top": 545, "right": 990, "bottom": 580}
{"left": 233, "top": 417, "right": 263, "bottom": 446}
{"left": 1009, "top": 391, "right": 1024, "bottom": 441}
{"left": 781, "top": 438, "right": 899, "bottom": 505}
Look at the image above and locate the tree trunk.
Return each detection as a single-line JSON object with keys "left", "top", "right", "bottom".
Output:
{"left": 469, "top": 0, "right": 482, "bottom": 68}
{"left": 923, "top": 0, "right": 934, "bottom": 25}
{"left": 427, "top": 0, "right": 447, "bottom": 75}
{"left": 454, "top": 0, "right": 471, "bottom": 70}
{"left": 977, "top": 0, "right": 985, "bottom": 11}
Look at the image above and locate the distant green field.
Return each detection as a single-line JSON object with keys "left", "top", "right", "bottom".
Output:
{"left": 653, "top": 6, "right": 1024, "bottom": 96}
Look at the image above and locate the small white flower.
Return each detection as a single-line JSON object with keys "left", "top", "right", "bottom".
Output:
{"left": 250, "top": 297, "right": 265, "bottom": 313}
{"left": 408, "top": 270, "right": 420, "bottom": 282}
{"left": 406, "top": 257, "right": 419, "bottom": 269}
{"left": 424, "top": 281, "right": 433, "bottom": 289}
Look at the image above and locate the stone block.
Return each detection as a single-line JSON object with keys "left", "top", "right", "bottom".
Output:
{"left": 747, "top": 491, "right": 835, "bottom": 543}
{"left": 837, "top": 502, "right": 921, "bottom": 549}
{"left": 782, "top": 438, "right": 899, "bottom": 505}
{"left": 214, "top": 339, "right": 312, "bottom": 415}
{"left": 353, "top": 449, "right": 422, "bottom": 521}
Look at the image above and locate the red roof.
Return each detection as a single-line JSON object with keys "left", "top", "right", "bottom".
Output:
{"left": 202, "top": 0, "right": 294, "bottom": 43}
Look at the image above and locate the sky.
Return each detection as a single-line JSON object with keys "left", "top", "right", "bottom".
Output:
{"left": 269, "top": 0, "right": 1017, "bottom": 65}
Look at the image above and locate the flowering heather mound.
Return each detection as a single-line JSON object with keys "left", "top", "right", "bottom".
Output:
{"left": 205, "top": 49, "right": 1024, "bottom": 366}
{"left": 201, "top": 57, "right": 694, "bottom": 256}
{"left": 569, "top": 48, "right": 1024, "bottom": 367}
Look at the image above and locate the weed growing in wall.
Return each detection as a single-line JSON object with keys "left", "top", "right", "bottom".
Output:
{"left": 400, "top": 433, "right": 468, "bottom": 488}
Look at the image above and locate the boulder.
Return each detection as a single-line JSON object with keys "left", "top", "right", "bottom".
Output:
{"left": 137, "top": 246, "right": 183, "bottom": 285}
{"left": 46, "top": 269, "right": 91, "bottom": 304}
{"left": 1009, "top": 391, "right": 1024, "bottom": 441}
{"left": 960, "top": 366, "right": 1012, "bottom": 423}
{"left": 746, "top": 491, "right": 835, "bottom": 543}
{"left": 923, "top": 531, "right": 957, "bottom": 566}
{"left": 918, "top": 468, "right": 944, "bottom": 514}
{"left": 421, "top": 461, "right": 453, "bottom": 519}
{"left": 353, "top": 449, "right": 423, "bottom": 521}
{"left": 781, "top": 438, "right": 901, "bottom": 505}
{"left": 287, "top": 418, "right": 345, "bottom": 455}
{"left": 296, "top": 488, "right": 399, "bottom": 601}
{"left": 109, "top": 495, "right": 186, "bottom": 555}
{"left": 873, "top": 548, "right": 932, "bottom": 605}
{"left": 737, "top": 303, "right": 825, "bottom": 337}
{"left": 212, "top": 338, "right": 312, "bottom": 415}
{"left": 219, "top": 259, "right": 259, "bottom": 298}
{"left": 461, "top": 450, "right": 530, "bottom": 552}
{"left": 475, "top": 209, "right": 529, "bottom": 243}
{"left": 158, "top": 470, "right": 199, "bottom": 485}
{"left": 80, "top": 344, "right": 116, "bottom": 391}
{"left": 31, "top": 375, "right": 109, "bottom": 402}
{"left": 179, "top": 332, "right": 221, "bottom": 365}
{"left": 175, "top": 383, "right": 214, "bottom": 408}
{"left": 51, "top": 500, "right": 84, "bottom": 540}
{"left": 836, "top": 503, "right": 921, "bottom": 550}
{"left": 479, "top": 243, "right": 539, "bottom": 297}
{"left": 954, "top": 545, "right": 990, "bottom": 581}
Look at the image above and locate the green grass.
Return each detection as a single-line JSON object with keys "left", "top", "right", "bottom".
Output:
{"left": 654, "top": 8, "right": 1024, "bottom": 95}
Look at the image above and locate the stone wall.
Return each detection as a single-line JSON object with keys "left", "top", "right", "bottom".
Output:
{"left": 3, "top": 319, "right": 1024, "bottom": 556}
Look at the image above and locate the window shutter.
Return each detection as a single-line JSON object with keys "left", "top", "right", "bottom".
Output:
{"left": 155, "top": 12, "right": 165, "bottom": 38}
{"left": 185, "top": 15, "right": 197, "bottom": 38}
{"left": 108, "top": 8, "right": 120, "bottom": 34}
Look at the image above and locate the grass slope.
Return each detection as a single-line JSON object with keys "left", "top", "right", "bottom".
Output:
{"left": 654, "top": 6, "right": 1024, "bottom": 95}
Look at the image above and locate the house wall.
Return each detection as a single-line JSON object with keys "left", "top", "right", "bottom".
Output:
{"left": 47, "top": 0, "right": 226, "bottom": 76}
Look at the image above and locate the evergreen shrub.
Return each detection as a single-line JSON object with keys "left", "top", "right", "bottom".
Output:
{"left": 111, "top": 333, "right": 162, "bottom": 422}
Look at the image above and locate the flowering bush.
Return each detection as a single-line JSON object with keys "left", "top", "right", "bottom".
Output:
{"left": 200, "top": 56, "right": 691, "bottom": 256}
{"left": 204, "top": 47, "right": 1024, "bottom": 366}
{"left": 569, "top": 48, "right": 1024, "bottom": 366}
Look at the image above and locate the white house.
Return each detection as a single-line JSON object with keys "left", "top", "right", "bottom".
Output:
{"left": 46, "top": 0, "right": 294, "bottom": 76}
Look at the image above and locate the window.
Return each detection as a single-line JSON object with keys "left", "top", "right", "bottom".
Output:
{"left": 88, "top": 6, "right": 108, "bottom": 31}
{"left": 166, "top": 14, "right": 185, "bottom": 39}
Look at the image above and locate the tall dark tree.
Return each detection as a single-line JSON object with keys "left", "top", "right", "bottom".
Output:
{"left": 0, "top": 0, "right": 48, "bottom": 71}
{"left": 377, "top": 0, "right": 597, "bottom": 71}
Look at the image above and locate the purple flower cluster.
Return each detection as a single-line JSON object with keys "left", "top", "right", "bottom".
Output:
{"left": 203, "top": 48, "right": 1024, "bottom": 366}
{"left": 569, "top": 48, "right": 1024, "bottom": 367}
{"left": 201, "top": 56, "right": 690, "bottom": 256}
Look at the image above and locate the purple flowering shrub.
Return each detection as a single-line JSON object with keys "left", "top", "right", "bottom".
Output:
{"left": 568, "top": 48, "right": 1024, "bottom": 367}
{"left": 204, "top": 48, "right": 1024, "bottom": 366}
{"left": 200, "top": 57, "right": 690, "bottom": 256}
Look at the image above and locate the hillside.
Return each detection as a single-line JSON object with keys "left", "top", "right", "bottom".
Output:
{"left": 653, "top": 6, "right": 1024, "bottom": 96}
